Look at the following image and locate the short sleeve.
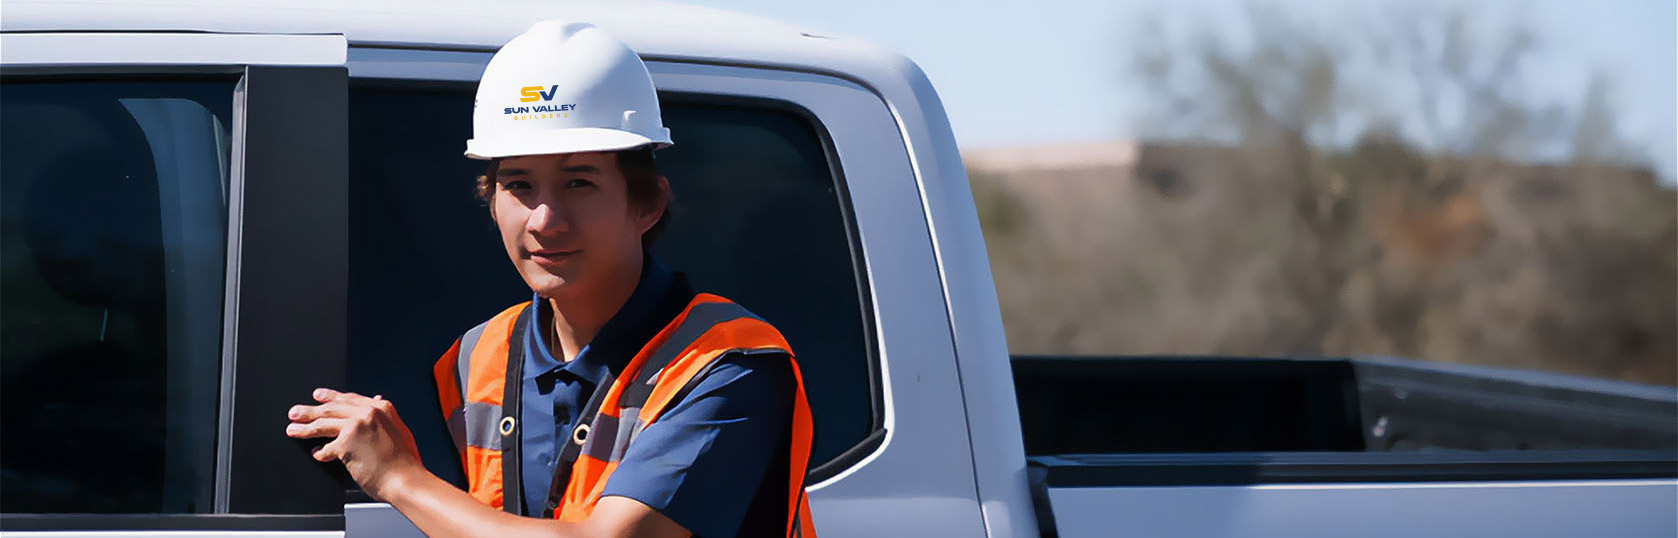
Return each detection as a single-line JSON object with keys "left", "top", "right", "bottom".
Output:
{"left": 600, "top": 353, "right": 795, "bottom": 538}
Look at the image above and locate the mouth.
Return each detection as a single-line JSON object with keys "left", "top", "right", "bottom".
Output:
{"left": 528, "top": 249, "right": 578, "bottom": 266}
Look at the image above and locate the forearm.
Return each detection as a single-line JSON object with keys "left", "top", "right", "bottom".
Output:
{"left": 284, "top": 389, "right": 672, "bottom": 536}
{"left": 383, "top": 470, "right": 581, "bottom": 538}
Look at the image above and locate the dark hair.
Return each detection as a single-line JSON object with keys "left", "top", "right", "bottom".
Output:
{"left": 475, "top": 147, "right": 670, "bottom": 248}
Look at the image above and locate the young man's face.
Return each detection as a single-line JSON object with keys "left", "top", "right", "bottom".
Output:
{"left": 490, "top": 151, "right": 662, "bottom": 300}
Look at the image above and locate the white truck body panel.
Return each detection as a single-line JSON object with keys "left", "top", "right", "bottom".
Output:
{"left": 1047, "top": 480, "right": 1678, "bottom": 538}
{"left": 0, "top": 529, "right": 340, "bottom": 532}
{"left": 0, "top": 33, "right": 345, "bottom": 67}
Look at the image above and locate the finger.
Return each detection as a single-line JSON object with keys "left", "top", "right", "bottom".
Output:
{"left": 286, "top": 417, "right": 347, "bottom": 439}
{"left": 312, "top": 388, "right": 342, "bottom": 403}
{"left": 319, "top": 388, "right": 378, "bottom": 407}
{"left": 313, "top": 439, "right": 344, "bottom": 463}
{"left": 289, "top": 401, "right": 361, "bottom": 423}
{"left": 340, "top": 392, "right": 394, "bottom": 417}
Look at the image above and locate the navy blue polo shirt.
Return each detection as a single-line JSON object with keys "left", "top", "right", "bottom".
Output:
{"left": 517, "top": 257, "right": 796, "bottom": 537}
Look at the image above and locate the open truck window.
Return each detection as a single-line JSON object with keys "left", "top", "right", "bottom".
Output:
{"left": 346, "top": 86, "right": 878, "bottom": 488}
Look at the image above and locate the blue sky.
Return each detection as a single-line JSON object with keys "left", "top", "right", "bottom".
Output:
{"left": 686, "top": 0, "right": 1676, "bottom": 182}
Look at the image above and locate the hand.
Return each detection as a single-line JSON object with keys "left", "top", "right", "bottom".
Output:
{"left": 285, "top": 388, "right": 425, "bottom": 500}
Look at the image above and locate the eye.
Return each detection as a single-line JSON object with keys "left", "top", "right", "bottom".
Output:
{"left": 501, "top": 180, "right": 533, "bottom": 192}
{"left": 564, "top": 179, "right": 596, "bottom": 190}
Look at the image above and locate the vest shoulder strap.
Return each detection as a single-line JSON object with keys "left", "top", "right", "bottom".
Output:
{"left": 619, "top": 294, "right": 789, "bottom": 409}
{"left": 499, "top": 302, "right": 537, "bottom": 515}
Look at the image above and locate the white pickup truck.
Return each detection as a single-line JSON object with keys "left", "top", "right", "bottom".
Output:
{"left": 2, "top": 1, "right": 1674, "bottom": 537}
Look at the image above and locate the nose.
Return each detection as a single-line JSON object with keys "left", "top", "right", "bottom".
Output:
{"left": 525, "top": 202, "right": 569, "bottom": 235}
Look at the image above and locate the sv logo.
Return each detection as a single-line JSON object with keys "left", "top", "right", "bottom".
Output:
{"left": 520, "top": 85, "right": 559, "bottom": 103}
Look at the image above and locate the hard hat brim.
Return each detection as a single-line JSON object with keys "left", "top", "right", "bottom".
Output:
{"left": 464, "top": 127, "right": 673, "bottom": 160}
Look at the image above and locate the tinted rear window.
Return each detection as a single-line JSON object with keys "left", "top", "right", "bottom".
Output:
{"left": 1, "top": 80, "right": 232, "bottom": 513}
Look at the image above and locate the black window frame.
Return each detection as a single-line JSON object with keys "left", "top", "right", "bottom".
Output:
{"left": 0, "top": 64, "right": 350, "bottom": 532}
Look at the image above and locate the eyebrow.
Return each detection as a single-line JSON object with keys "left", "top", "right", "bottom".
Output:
{"left": 497, "top": 164, "right": 599, "bottom": 178}
{"left": 496, "top": 164, "right": 601, "bottom": 179}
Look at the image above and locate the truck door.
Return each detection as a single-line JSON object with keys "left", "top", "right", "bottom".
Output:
{"left": 1, "top": 31, "right": 350, "bottom": 537}
{"left": 339, "top": 48, "right": 983, "bottom": 537}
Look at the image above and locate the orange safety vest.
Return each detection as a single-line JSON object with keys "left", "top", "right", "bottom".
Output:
{"left": 434, "top": 293, "right": 817, "bottom": 536}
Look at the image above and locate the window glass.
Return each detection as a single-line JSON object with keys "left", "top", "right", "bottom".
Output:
{"left": 653, "top": 101, "right": 873, "bottom": 469}
{"left": 1, "top": 80, "right": 233, "bottom": 513}
{"left": 347, "top": 87, "right": 875, "bottom": 486}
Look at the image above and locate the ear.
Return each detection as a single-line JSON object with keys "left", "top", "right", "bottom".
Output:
{"left": 479, "top": 175, "right": 500, "bottom": 222}
{"left": 636, "top": 175, "right": 671, "bottom": 235}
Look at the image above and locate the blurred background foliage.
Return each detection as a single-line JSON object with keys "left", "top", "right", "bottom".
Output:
{"left": 968, "top": 3, "right": 1676, "bottom": 385}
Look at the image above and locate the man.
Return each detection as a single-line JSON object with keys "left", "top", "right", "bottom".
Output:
{"left": 285, "top": 21, "right": 816, "bottom": 538}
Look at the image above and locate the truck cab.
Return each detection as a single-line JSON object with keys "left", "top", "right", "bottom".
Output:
{"left": 3, "top": 1, "right": 1030, "bottom": 535}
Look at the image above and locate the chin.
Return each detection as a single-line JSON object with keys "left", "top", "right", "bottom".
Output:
{"left": 524, "top": 270, "right": 581, "bottom": 299}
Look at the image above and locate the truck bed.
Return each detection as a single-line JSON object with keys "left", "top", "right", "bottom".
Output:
{"left": 1012, "top": 355, "right": 1678, "bottom": 537}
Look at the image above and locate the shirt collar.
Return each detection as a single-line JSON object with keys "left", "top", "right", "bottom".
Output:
{"left": 525, "top": 255, "right": 680, "bottom": 385}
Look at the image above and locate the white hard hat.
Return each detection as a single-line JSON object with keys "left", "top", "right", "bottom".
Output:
{"left": 465, "top": 21, "right": 672, "bottom": 160}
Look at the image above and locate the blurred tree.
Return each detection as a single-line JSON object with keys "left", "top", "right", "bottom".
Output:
{"left": 974, "top": 2, "right": 1676, "bottom": 385}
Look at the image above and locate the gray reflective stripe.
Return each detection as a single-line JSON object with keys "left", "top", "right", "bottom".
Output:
{"left": 579, "top": 412, "right": 618, "bottom": 461}
{"left": 615, "top": 409, "right": 642, "bottom": 460}
{"left": 464, "top": 401, "right": 504, "bottom": 450}
{"left": 446, "top": 406, "right": 467, "bottom": 455}
{"left": 456, "top": 321, "right": 488, "bottom": 402}
{"left": 444, "top": 322, "right": 490, "bottom": 454}
{"left": 578, "top": 409, "right": 643, "bottom": 462}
